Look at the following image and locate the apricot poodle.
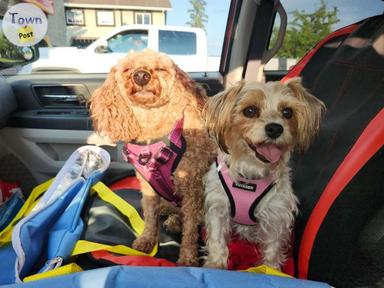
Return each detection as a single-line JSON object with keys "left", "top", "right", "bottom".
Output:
{"left": 89, "top": 49, "right": 215, "bottom": 266}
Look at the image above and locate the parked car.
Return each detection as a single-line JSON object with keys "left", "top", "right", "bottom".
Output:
{"left": 19, "top": 25, "right": 220, "bottom": 73}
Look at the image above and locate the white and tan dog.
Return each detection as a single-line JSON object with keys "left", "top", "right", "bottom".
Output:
{"left": 203, "top": 78, "right": 325, "bottom": 269}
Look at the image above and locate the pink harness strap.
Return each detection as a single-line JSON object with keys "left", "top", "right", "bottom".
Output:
{"left": 123, "top": 117, "right": 186, "bottom": 206}
{"left": 217, "top": 154, "right": 274, "bottom": 225}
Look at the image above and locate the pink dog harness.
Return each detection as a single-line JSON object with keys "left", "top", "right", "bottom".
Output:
{"left": 123, "top": 117, "right": 186, "bottom": 206}
{"left": 217, "top": 154, "right": 274, "bottom": 225}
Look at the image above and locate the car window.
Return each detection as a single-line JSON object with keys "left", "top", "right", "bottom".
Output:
{"left": 265, "top": 0, "right": 384, "bottom": 81}
{"left": 159, "top": 30, "right": 196, "bottom": 55}
{"left": 107, "top": 30, "right": 148, "bottom": 53}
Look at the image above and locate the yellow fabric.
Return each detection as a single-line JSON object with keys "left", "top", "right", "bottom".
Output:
{"left": 90, "top": 182, "right": 145, "bottom": 234}
{"left": 23, "top": 263, "right": 83, "bottom": 282}
{"left": 71, "top": 182, "right": 158, "bottom": 257}
{"left": 244, "top": 265, "right": 292, "bottom": 278}
{"left": 0, "top": 179, "right": 53, "bottom": 246}
{"left": 72, "top": 240, "right": 157, "bottom": 257}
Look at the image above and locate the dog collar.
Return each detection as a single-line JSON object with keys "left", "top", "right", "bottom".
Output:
{"left": 123, "top": 116, "right": 186, "bottom": 206}
{"left": 216, "top": 153, "right": 275, "bottom": 225}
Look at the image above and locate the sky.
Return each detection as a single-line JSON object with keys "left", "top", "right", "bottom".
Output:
{"left": 167, "top": 0, "right": 230, "bottom": 56}
{"left": 166, "top": 0, "right": 383, "bottom": 56}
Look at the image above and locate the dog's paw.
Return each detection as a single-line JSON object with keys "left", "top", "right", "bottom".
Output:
{"left": 132, "top": 236, "right": 156, "bottom": 254}
{"left": 177, "top": 249, "right": 199, "bottom": 267}
{"left": 263, "top": 261, "right": 282, "bottom": 271}
{"left": 163, "top": 214, "right": 182, "bottom": 234}
{"left": 203, "top": 259, "right": 227, "bottom": 269}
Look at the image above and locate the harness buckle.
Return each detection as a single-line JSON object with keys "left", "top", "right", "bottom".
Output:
{"left": 155, "top": 147, "right": 173, "bottom": 164}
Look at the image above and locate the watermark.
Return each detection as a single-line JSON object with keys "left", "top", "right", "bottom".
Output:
{"left": 2, "top": 3, "right": 48, "bottom": 47}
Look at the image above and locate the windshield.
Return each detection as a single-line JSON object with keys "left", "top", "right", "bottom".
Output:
{"left": 0, "top": 0, "right": 383, "bottom": 75}
{"left": 0, "top": 0, "right": 231, "bottom": 75}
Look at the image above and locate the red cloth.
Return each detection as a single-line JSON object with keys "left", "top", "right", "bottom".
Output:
{"left": 90, "top": 234, "right": 294, "bottom": 275}
{"left": 227, "top": 235, "right": 263, "bottom": 270}
{"left": 91, "top": 251, "right": 177, "bottom": 267}
{"left": 227, "top": 234, "right": 295, "bottom": 276}
{"left": 0, "top": 180, "right": 20, "bottom": 204}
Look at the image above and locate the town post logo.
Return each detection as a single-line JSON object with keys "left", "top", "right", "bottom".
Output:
{"left": 2, "top": 3, "right": 48, "bottom": 47}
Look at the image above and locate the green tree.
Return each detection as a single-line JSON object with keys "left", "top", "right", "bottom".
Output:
{"left": 186, "top": 0, "right": 208, "bottom": 32}
{"left": 272, "top": 0, "right": 339, "bottom": 59}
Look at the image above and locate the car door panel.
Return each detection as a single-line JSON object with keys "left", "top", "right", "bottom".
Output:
{"left": 1, "top": 124, "right": 131, "bottom": 184}
{"left": 0, "top": 77, "right": 17, "bottom": 129}
{"left": 2, "top": 73, "right": 127, "bottom": 183}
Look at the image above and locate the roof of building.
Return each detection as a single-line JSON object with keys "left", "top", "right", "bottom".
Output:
{"left": 64, "top": 0, "right": 171, "bottom": 10}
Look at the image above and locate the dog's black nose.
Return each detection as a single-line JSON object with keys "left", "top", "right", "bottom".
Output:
{"left": 133, "top": 70, "right": 151, "bottom": 86}
{"left": 265, "top": 123, "right": 283, "bottom": 139}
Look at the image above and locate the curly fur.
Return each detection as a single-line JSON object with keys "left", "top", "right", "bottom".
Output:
{"left": 202, "top": 78, "right": 325, "bottom": 269}
{"left": 89, "top": 49, "right": 216, "bottom": 266}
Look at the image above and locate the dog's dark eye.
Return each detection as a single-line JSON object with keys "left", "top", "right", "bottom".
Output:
{"left": 155, "top": 68, "right": 167, "bottom": 72}
{"left": 243, "top": 106, "right": 259, "bottom": 118}
{"left": 281, "top": 107, "right": 293, "bottom": 119}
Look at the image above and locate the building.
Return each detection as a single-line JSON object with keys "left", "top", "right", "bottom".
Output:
{"left": 64, "top": 0, "right": 171, "bottom": 47}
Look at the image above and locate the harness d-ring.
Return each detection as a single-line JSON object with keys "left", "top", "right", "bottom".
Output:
{"left": 138, "top": 152, "right": 152, "bottom": 165}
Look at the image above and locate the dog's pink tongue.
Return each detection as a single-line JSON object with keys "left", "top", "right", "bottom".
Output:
{"left": 256, "top": 144, "right": 283, "bottom": 164}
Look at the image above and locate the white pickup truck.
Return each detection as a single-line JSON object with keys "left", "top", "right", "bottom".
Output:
{"left": 19, "top": 25, "right": 220, "bottom": 74}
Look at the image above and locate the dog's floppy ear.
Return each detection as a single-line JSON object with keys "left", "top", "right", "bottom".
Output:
{"left": 286, "top": 77, "right": 326, "bottom": 152}
{"left": 204, "top": 82, "right": 245, "bottom": 153}
{"left": 175, "top": 65, "right": 207, "bottom": 111}
{"left": 89, "top": 67, "right": 141, "bottom": 142}
{"left": 175, "top": 65, "right": 196, "bottom": 92}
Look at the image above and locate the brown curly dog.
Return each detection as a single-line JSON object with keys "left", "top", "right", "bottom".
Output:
{"left": 89, "top": 49, "right": 216, "bottom": 266}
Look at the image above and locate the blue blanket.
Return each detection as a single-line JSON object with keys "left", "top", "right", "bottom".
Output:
{"left": 1, "top": 266, "right": 330, "bottom": 288}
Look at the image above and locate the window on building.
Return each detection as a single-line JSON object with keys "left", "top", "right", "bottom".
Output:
{"left": 66, "top": 9, "right": 85, "bottom": 26}
{"left": 135, "top": 12, "right": 151, "bottom": 25}
{"left": 159, "top": 30, "right": 197, "bottom": 55}
{"left": 107, "top": 30, "right": 148, "bottom": 53}
{"left": 96, "top": 10, "right": 115, "bottom": 26}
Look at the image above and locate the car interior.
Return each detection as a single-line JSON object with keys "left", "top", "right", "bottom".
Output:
{"left": 0, "top": 0, "right": 383, "bottom": 287}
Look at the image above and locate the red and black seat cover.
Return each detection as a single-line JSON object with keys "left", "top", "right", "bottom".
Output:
{"left": 283, "top": 15, "right": 384, "bottom": 287}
